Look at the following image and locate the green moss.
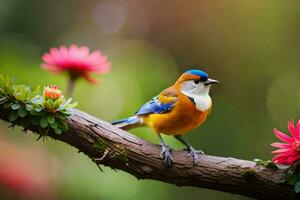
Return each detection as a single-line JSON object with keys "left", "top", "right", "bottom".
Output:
{"left": 115, "top": 144, "right": 128, "bottom": 163}
{"left": 93, "top": 139, "right": 108, "bottom": 152}
{"left": 254, "top": 159, "right": 278, "bottom": 169}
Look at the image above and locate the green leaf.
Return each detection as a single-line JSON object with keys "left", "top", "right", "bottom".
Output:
{"left": 59, "top": 110, "right": 71, "bottom": 116}
{"left": 0, "top": 97, "right": 7, "bottom": 102}
{"left": 31, "top": 117, "right": 40, "bottom": 126}
{"left": 47, "top": 114, "right": 55, "bottom": 124}
{"left": 18, "top": 106, "right": 27, "bottom": 117}
{"left": 8, "top": 111, "right": 18, "bottom": 122}
{"left": 57, "top": 112, "right": 67, "bottom": 119}
{"left": 66, "top": 102, "right": 78, "bottom": 109}
{"left": 32, "top": 85, "right": 41, "bottom": 97}
{"left": 53, "top": 100, "right": 61, "bottom": 110}
{"left": 34, "top": 107, "right": 43, "bottom": 112}
{"left": 11, "top": 103, "right": 20, "bottom": 110}
{"left": 40, "top": 116, "right": 49, "bottom": 128}
{"left": 0, "top": 100, "right": 7, "bottom": 105}
{"left": 64, "top": 98, "right": 72, "bottom": 105}
{"left": 50, "top": 122, "right": 58, "bottom": 129}
{"left": 32, "top": 96, "right": 42, "bottom": 104}
{"left": 295, "top": 181, "right": 300, "bottom": 193}
{"left": 43, "top": 100, "right": 51, "bottom": 111}
{"left": 25, "top": 104, "right": 33, "bottom": 111}
{"left": 31, "top": 108, "right": 45, "bottom": 116}
{"left": 0, "top": 74, "right": 4, "bottom": 84}
{"left": 54, "top": 128, "right": 62, "bottom": 134}
{"left": 57, "top": 120, "right": 68, "bottom": 132}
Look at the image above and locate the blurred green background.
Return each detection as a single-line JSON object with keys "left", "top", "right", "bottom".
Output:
{"left": 0, "top": 0, "right": 299, "bottom": 199}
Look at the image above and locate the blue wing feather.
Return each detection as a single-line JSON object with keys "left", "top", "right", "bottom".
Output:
{"left": 112, "top": 96, "right": 176, "bottom": 128}
{"left": 135, "top": 96, "right": 176, "bottom": 115}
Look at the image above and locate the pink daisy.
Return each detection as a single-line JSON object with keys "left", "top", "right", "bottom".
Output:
{"left": 42, "top": 44, "right": 111, "bottom": 84}
{"left": 271, "top": 120, "right": 300, "bottom": 165}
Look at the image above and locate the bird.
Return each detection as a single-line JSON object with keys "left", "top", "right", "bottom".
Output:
{"left": 112, "top": 69, "right": 219, "bottom": 167}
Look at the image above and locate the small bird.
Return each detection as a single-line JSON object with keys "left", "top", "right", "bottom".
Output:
{"left": 112, "top": 69, "right": 219, "bottom": 166}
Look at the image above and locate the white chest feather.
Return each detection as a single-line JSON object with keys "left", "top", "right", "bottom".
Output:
{"left": 193, "top": 94, "right": 212, "bottom": 111}
{"left": 182, "top": 92, "right": 212, "bottom": 112}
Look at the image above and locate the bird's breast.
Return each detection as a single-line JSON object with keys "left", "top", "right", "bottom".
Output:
{"left": 181, "top": 91, "right": 212, "bottom": 112}
{"left": 143, "top": 95, "right": 211, "bottom": 135}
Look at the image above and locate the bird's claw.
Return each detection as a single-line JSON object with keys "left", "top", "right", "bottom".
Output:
{"left": 160, "top": 145, "right": 173, "bottom": 167}
{"left": 185, "top": 147, "right": 205, "bottom": 165}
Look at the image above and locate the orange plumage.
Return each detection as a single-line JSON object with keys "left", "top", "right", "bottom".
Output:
{"left": 112, "top": 69, "right": 218, "bottom": 166}
{"left": 142, "top": 86, "right": 211, "bottom": 135}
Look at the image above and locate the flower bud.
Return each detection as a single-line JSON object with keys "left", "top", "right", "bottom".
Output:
{"left": 43, "top": 85, "right": 62, "bottom": 100}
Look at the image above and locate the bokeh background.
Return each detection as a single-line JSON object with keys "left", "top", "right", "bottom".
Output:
{"left": 0, "top": 0, "right": 299, "bottom": 199}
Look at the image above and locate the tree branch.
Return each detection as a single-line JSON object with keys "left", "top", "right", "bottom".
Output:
{"left": 0, "top": 109, "right": 298, "bottom": 200}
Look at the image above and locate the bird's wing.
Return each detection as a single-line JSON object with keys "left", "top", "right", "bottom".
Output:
{"left": 135, "top": 87, "right": 178, "bottom": 116}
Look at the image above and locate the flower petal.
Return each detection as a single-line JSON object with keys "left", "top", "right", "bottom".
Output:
{"left": 272, "top": 154, "right": 287, "bottom": 164}
{"left": 272, "top": 157, "right": 288, "bottom": 164}
{"left": 81, "top": 72, "right": 98, "bottom": 84}
{"left": 41, "top": 64, "right": 62, "bottom": 72}
{"left": 272, "top": 152, "right": 298, "bottom": 164}
{"left": 85, "top": 51, "right": 102, "bottom": 64}
{"left": 59, "top": 46, "right": 70, "bottom": 60}
{"left": 42, "top": 53, "right": 54, "bottom": 65}
{"left": 92, "top": 62, "right": 111, "bottom": 74}
{"left": 296, "top": 120, "right": 300, "bottom": 139}
{"left": 69, "top": 44, "right": 79, "bottom": 58}
{"left": 286, "top": 154, "right": 300, "bottom": 164}
{"left": 49, "top": 48, "right": 62, "bottom": 62}
{"left": 271, "top": 142, "right": 291, "bottom": 149}
{"left": 271, "top": 148, "right": 294, "bottom": 154}
{"left": 274, "top": 128, "right": 294, "bottom": 143}
{"left": 288, "top": 120, "right": 298, "bottom": 139}
{"left": 78, "top": 46, "right": 90, "bottom": 59}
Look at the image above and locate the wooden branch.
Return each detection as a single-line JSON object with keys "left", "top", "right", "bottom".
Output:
{"left": 0, "top": 109, "right": 298, "bottom": 200}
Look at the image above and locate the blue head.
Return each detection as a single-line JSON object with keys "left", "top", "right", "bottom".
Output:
{"left": 175, "top": 69, "right": 219, "bottom": 86}
{"left": 185, "top": 69, "right": 209, "bottom": 82}
{"left": 178, "top": 69, "right": 219, "bottom": 110}
{"left": 177, "top": 68, "right": 218, "bottom": 95}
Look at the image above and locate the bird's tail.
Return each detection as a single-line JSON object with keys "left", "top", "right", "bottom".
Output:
{"left": 112, "top": 116, "right": 143, "bottom": 131}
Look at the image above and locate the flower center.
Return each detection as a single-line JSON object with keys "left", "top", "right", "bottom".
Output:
{"left": 43, "top": 85, "right": 62, "bottom": 100}
{"left": 293, "top": 141, "right": 300, "bottom": 152}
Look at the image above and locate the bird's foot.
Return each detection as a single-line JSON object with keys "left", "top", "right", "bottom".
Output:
{"left": 185, "top": 146, "right": 205, "bottom": 165}
{"left": 160, "top": 145, "right": 173, "bottom": 167}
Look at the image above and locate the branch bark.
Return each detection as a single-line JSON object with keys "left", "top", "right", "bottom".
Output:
{"left": 0, "top": 109, "right": 298, "bottom": 200}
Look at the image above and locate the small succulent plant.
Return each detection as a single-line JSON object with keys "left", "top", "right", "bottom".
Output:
{"left": 0, "top": 74, "right": 77, "bottom": 137}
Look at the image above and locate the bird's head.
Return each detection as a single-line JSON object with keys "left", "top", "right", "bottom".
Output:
{"left": 175, "top": 69, "right": 219, "bottom": 96}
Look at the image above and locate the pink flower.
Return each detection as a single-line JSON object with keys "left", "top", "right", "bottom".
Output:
{"left": 42, "top": 44, "right": 111, "bottom": 83}
{"left": 271, "top": 120, "right": 300, "bottom": 165}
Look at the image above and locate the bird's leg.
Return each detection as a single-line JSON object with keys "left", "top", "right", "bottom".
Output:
{"left": 158, "top": 134, "right": 173, "bottom": 167}
{"left": 174, "top": 135, "right": 204, "bottom": 164}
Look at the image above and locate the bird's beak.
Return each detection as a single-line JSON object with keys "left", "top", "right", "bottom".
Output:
{"left": 204, "top": 78, "right": 219, "bottom": 86}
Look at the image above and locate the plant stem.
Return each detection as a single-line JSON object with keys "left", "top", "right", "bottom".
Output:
{"left": 66, "top": 75, "right": 77, "bottom": 97}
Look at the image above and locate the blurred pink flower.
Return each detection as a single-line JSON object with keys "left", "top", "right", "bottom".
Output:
{"left": 0, "top": 139, "right": 59, "bottom": 199}
{"left": 271, "top": 120, "right": 300, "bottom": 165}
{"left": 42, "top": 44, "right": 111, "bottom": 83}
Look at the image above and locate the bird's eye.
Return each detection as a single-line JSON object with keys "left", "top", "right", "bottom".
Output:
{"left": 194, "top": 80, "right": 200, "bottom": 84}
